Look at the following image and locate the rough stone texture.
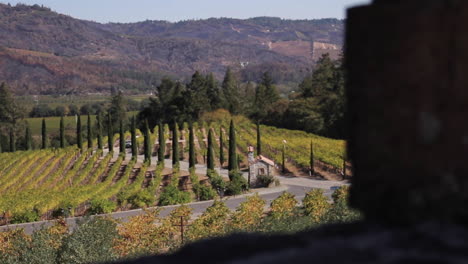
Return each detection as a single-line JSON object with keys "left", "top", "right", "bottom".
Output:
{"left": 346, "top": 2, "right": 468, "bottom": 224}
{"left": 116, "top": 222, "right": 468, "bottom": 264}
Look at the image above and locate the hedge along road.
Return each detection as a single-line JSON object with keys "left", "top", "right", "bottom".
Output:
{"left": 0, "top": 146, "right": 348, "bottom": 234}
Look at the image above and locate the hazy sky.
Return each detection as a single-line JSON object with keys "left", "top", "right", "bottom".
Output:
{"left": 0, "top": 0, "right": 371, "bottom": 23}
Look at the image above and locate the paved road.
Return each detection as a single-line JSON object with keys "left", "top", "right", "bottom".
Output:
{"left": 0, "top": 147, "right": 348, "bottom": 234}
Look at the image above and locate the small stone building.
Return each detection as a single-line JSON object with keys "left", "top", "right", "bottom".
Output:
{"left": 247, "top": 146, "right": 276, "bottom": 185}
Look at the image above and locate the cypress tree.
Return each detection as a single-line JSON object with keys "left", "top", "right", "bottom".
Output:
{"left": 41, "top": 118, "right": 47, "bottom": 149}
{"left": 97, "top": 113, "right": 103, "bottom": 150}
{"left": 144, "top": 119, "right": 151, "bottom": 164}
{"left": 219, "top": 127, "right": 224, "bottom": 167}
{"left": 9, "top": 128, "right": 15, "bottom": 152}
{"left": 131, "top": 116, "right": 137, "bottom": 160}
{"left": 228, "top": 120, "right": 238, "bottom": 172}
{"left": 282, "top": 143, "right": 286, "bottom": 174}
{"left": 207, "top": 128, "right": 214, "bottom": 172}
{"left": 87, "top": 114, "right": 93, "bottom": 149}
{"left": 25, "top": 123, "right": 32, "bottom": 150}
{"left": 60, "top": 116, "right": 65, "bottom": 148}
{"left": 310, "top": 140, "right": 315, "bottom": 175}
{"left": 172, "top": 121, "right": 179, "bottom": 166}
{"left": 189, "top": 122, "right": 196, "bottom": 169}
{"left": 119, "top": 119, "right": 125, "bottom": 154}
{"left": 77, "top": 115, "right": 82, "bottom": 150}
{"left": 256, "top": 122, "right": 261, "bottom": 156}
{"left": 107, "top": 112, "right": 113, "bottom": 152}
{"left": 158, "top": 122, "right": 165, "bottom": 164}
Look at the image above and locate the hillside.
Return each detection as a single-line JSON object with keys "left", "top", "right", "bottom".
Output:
{"left": 0, "top": 4, "right": 344, "bottom": 95}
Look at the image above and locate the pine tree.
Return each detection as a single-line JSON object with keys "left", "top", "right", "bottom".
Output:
{"left": 25, "top": 122, "right": 32, "bottom": 150}
{"left": 87, "top": 114, "right": 93, "bottom": 149}
{"left": 189, "top": 122, "right": 196, "bottom": 169}
{"left": 172, "top": 121, "right": 179, "bottom": 166}
{"left": 77, "top": 115, "right": 83, "bottom": 150}
{"left": 222, "top": 68, "right": 240, "bottom": 114}
{"left": 9, "top": 128, "right": 15, "bottom": 152}
{"left": 97, "top": 113, "right": 103, "bottom": 150}
{"left": 206, "top": 73, "right": 221, "bottom": 110}
{"left": 131, "top": 116, "right": 137, "bottom": 160}
{"left": 119, "top": 119, "right": 125, "bottom": 154}
{"left": 60, "top": 116, "right": 65, "bottom": 148}
{"left": 41, "top": 118, "right": 47, "bottom": 149}
{"left": 107, "top": 112, "right": 113, "bottom": 152}
{"left": 256, "top": 122, "right": 261, "bottom": 156}
{"left": 282, "top": 143, "right": 286, "bottom": 174}
{"left": 207, "top": 128, "right": 214, "bottom": 172}
{"left": 219, "top": 127, "right": 225, "bottom": 167}
{"left": 228, "top": 120, "right": 238, "bottom": 172}
{"left": 144, "top": 119, "right": 151, "bottom": 164}
{"left": 310, "top": 140, "right": 315, "bottom": 175}
{"left": 158, "top": 122, "right": 165, "bottom": 164}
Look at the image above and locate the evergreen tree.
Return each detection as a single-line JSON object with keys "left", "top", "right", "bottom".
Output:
{"left": 97, "top": 113, "right": 103, "bottom": 150}
{"left": 77, "top": 115, "right": 83, "bottom": 150}
{"left": 9, "top": 128, "right": 15, "bottom": 152}
{"left": 107, "top": 113, "right": 113, "bottom": 152}
{"left": 144, "top": 119, "right": 151, "bottom": 164}
{"left": 60, "top": 116, "right": 65, "bottom": 148}
{"left": 119, "top": 119, "right": 125, "bottom": 154}
{"left": 189, "top": 122, "right": 196, "bottom": 169}
{"left": 256, "top": 122, "right": 261, "bottom": 156}
{"left": 222, "top": 68, "right": 241, "bottom": 114}
{"left": 206, "top": 73, "right": 221, "bottom": 110}
{"left": 172, "top": 121, "right": 179, "bottom": 166}
{"left": 131, "top": 116, "right": 137, "bottom": 160}
{"left": 41, "top": 118, "right": 47, "bottom": 149}
{"left": 183, "top": 71, "right": 209, "bottom": 120}
{"left": 228, "top": 120, "right": 238, "bottom": 172}
{"left": 158, "top": 122, "right": 165, "bottom": 164}
{"left": 25, "top": 122, "right": 32, "bottom": 150}
{"left": 310, "top": 140, "right": 315, "bottom": 175}
{"left": 108, "top": 91, "right": 127, "bottom": 130}
{"left": 254, "top": 72, "right": 280, "bottom": 121}
{"left": 282, "top": 143, "right": 286, "bottom": 174}
{"left": 207, "top": 128, "right": 214, "bottom": 172}
{"left": 219, "top": 127, "right": 224, "bottom": 167}
{"left": 87, "top": 114, "right": 93, "bottom": 149}
{"left": 0, "top": 82, "right": 24, "bottom": 125}
{"left": 299, "top": 53, "right": 336, "bottom": 98}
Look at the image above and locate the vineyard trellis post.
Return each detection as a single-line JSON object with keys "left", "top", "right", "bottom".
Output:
{"left": 174, "top": 215, "right": 191, "bottom": 245}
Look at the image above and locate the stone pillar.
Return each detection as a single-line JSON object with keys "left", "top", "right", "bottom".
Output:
{"left": 346, "top": 1, "right": 468, "bottom": 224}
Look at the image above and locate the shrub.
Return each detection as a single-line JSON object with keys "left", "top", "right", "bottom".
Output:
{"left": 256, "top": 174, "right": 275, "bottom": 187}
{"left": 58, "top": 217, "right": 119, "bottom": 264}
{"left": 194, "top": 184, "right": 217, "bottom": 201}
{"left": 159, "top": 185, "right": 191, "bottom": 206}
{"left": 269, "top": 192, "right": 297, "bottom": 220}
{"left": 208, "top": 171, "right": 227, "bottom": 196}
{"left": 127, "top": 191, "right": 155, "bottom": 209}
{"left": 89, "top": 199, "right": 117, "bottom": 215}
{"left": 226, "top": 171, "right": 248, "bottom": 196}
{"left": 229, "top": 193, "right": 266, "bottom": 232}
{"left": 302, "top": 189, "right": 331, "bottom": 223}
{"left": 323, "top": 185, "right": 362, "bottom": 224}
{"left": 11, "top": 209, "right": 39, "bottom": 224}
{"left": 187, "top": 201, "right": 230, "bottom": 242}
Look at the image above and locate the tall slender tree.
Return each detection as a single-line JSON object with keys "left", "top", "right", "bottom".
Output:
{"left": 144, "top": 119, "right": 151, "bottom": 164}
{"left": 131, "top": 116, "right": 137, "bottom": 160}
{"left": 41, "top": 118, "right": 47, "bottom": 149}
{"left": 310, "top": 140, "right": 315, "bottom": 175}
{"left": 25, "top": 122, "right": 32, "bottom": 150}
{"left": 228, "top": 120, "right": 238, "bottom": 172}
{"left": 256, "top": 122, "right": 262, "bottom": 156}
{"left": 9, "top": 128, "right": 15, "bottom": 152}
{"left": 77, "top": 115, "right": 83, "bottom": 150}
{"left": 207, "top": 128, "right": 214, "bottom": 172}
{"left": 60, "top": 116, "right": 65, "bottom": 148}
{"left": 219, "top": 127, "right": 224, "bottom": 167}
{"left": 158, "top": 122, "right": 165, "bottom": 164}
{"left": 87, "top": 114, "right": 93, "bottom": 149}
{"left": 119, "top": 119, "right": 125, "bottom": 154}
{"left": 172, "top": 121, "right": 179, "bottom": 166}
{"left": 97, "top": 113, "right": 103, "bottom": 150}
{"left": 189, "top": 122, "right": 196, "bottom": 169}
{"left": 282, "top": 142, "right": 286, "bottom": 174}
{"left": 107, "top": 112, "right": 113, "bottom": 152}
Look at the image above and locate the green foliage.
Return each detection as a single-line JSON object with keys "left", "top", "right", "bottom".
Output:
{"left": 226, "top": 171, "right": 248, "bottom": 195}
{"left": 302, "top": 189, "right": 330, "bottom": 223}
{"left": 58, "top": 217, "right": 119, "bottom": 264}
{"left": 322, "top": 185, "right": 362, "bottom": 224}
{"left": 187, "top": 200, "right": 230, "bottom": 242}
{"left": 76, "top": 115, "right": 82, "bottom": 150}
{"left": 59, "top": 116, "right": 65, "bottom": 148}
{"left": 87, "top": 114, "right": 93, "bottom": 149}
{"left": 97, "top": 113, "right": 103, "bottom": 150}
{"left": 193, "top": 184, "right": 216, "bottom": 201}
{"left": 256, "top": 174, "right": 275, "bottom": 187}
{"left": 41, "top": 118, "right": 47, "bottom": 149}
{"left": 159, "top": 176, "right": 191, "bottom": 206}
{"left": 119, "top": 119, "right": 125, "bottom": 154}
{"left": 158, "top": 122, "right": 165, "bottom": 163}
{"left": 222, "top": 68, "right": 241, "bottom": 114}
{"left": 208, "top": 170, "right": 227, "bottom": 197}
{"left": 219, "top": 127, "right": 224, "bottom": 166}
{"left": 189, "top": 123, "right": 196, "bottom": 168}
{"left": 172, "top": 121, "right": 179, "bottom": 166}
{"left": 107, "top": 112, "right": 113, "bottom": 152}
{"left": 127, "top": 191, "right": 156, "bottom": 209}
{"left": 131, "top": 116, "right": 137, "bottom": 159}
{"left": 229, "top": 193, "right": 265, "bottom": 232}
{"left": 89, "top": 199, "right": 117, "bottom": 215}
{"left": 11, "top": 209, "right": 39, "bottom": 224}
{"left": 206, "top": 128, "right": 214, "bottom": 171}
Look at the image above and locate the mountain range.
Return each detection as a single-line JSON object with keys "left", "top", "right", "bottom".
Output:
{"left": 0, "top": 3, "right": 344, "bottom": 95}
